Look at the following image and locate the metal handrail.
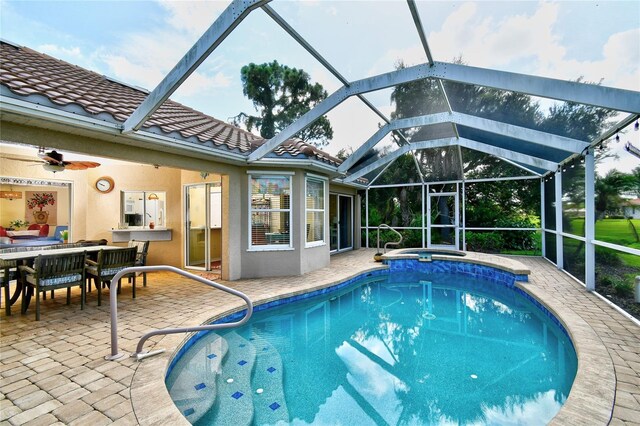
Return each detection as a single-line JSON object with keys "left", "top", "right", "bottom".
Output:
{"left": 106, "top": 265, "right": 253, "bottom": 361}
{"left": 377, "top": 224, "right": 403, "bottom": 254}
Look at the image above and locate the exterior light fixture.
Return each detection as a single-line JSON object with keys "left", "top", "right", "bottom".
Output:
{"left": 615, "top": 133, "right": 620, "bottom": 142}
{"left": 147, "top": 193, "right": 159, "bottom": 200}
{"left": 635, "top": 120, "right": 639, "bottom": 131}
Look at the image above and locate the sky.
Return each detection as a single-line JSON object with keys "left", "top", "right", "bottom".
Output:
{"left": 1, "top": 0, "right": 639, "bottom": 175}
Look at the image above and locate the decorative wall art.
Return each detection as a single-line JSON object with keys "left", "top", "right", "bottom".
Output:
{"left": 25, "top": 191, "right": 57, "bottom": 224}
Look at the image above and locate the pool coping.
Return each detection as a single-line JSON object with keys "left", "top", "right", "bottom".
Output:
{"left": 130, "top": 255, "right": 614, "bottom": 425}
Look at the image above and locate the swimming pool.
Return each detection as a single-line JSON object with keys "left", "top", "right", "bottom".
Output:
{"left": 166, "top": 266, "right": 577, "bottom": 425}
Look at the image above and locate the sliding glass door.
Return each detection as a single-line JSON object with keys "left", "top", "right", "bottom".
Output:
{"left": 329, "top": 194, "right": 353, "bottom": 253}
{"left": 184, "top": 183, "right": 222, "bottom": 271}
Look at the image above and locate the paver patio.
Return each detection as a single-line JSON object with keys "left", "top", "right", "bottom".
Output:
{"left": 1, "top": 250, "right": 638, "bottom": 425}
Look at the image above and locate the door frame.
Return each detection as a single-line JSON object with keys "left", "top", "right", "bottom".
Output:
{"left": 330, "top": 193, "right": 354, "bottom": 253}
{"left": 426, "top": 189, "right": 459, "bottom": 250}
{"left": 183, "top": 182, "right": 222, "bottom": 272}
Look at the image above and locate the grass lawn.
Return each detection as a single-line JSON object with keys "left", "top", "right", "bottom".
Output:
{"left": 570, "top": 218, "right": 640, "bottom": 247}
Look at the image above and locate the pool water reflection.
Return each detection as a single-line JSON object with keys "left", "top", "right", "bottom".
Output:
{"left": 168, "top": 271, "right": 577, "bottom": 425}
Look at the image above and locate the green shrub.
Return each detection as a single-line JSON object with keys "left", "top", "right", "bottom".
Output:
{"left": 599, "top": 276, "right": 634, "bottom": 296}
{"left": 595, "top": 247, "right": 623, "bottom": 266}
{"left": 495, "top": 217, "right": 536, "bottom": 250}
{"left": 466, "top": 232, "right": 504, "bottom": 252}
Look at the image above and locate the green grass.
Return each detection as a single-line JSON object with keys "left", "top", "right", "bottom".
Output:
{"left": 569, "top": 218, "right": 640, "bottom": 248}
{"left": 567, "top": 218, "right": 639, "bottom": 269}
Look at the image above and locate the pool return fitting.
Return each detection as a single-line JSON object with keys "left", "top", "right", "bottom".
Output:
{"left": 105, "top": 265, "right": 253, "bottom": 361}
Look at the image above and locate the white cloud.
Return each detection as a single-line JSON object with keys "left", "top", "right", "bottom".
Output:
{"left": 426, "top": 2, "right": 639, "bottom": 91}
{"left": 38, "top": 44, "right": 83, "bottom": 59}
{"left": 96, "top": 4, "right": 233, "bottom": 96}
{"left": 157, "top": 0, "right": 230, "bottom": 38}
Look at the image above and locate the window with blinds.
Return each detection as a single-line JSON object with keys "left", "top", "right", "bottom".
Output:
{"left": 249, "top": 174, "right": 292, "bottom": 249}
{"left": 305, "top": 177, "right": 325, "bottom": 246}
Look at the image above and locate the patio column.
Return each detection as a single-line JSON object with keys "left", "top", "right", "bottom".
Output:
{"left": 540, "top": 178, "right": 545, "bottom": 256}
{"left": 365, "top": 189, "right": 369, "bottom": 249}
{"left": 585, "top": 149, "right": 596, "bottom": 291}
{"left": 555, "top": 169, "right": 564, "bottom": 270}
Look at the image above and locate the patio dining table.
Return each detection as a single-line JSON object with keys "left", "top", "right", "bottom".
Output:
{"left": 1, "top": 245, "right": 122, "bottom": 315}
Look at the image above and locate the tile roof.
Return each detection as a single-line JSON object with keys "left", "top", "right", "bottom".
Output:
{"left": 0, "top": 41, "right": 341, "bottom": 167}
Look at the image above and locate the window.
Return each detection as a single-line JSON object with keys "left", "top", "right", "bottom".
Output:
{"left": 249, "top": 174, "right": 292, "bottom": 249}
{"left": 306, "top": 177, "right": 325, "bottom": 246}
{"left": 120, "top": 191, "right": 166, "bottom": 228}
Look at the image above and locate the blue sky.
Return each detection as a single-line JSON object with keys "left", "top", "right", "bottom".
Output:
{"left": 1, "top": 0, "right": 639, "bottom": 173}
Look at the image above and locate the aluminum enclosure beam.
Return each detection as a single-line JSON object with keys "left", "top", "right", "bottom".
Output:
{"left": 249, "top": 60, "right": 637, "bottom": 162}
{"left": 345, "top": 136, "right": 556, "bottom": 182}
{"left": 345, "top": 138, "right": 458, "bottom": 181}
{"left": 123, "top": 0, "right": 269, "bottom": 133}
{"left": 338, "top": 111, "right": 588, "bottom": 173}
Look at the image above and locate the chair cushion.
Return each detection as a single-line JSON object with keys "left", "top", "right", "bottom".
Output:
{"left": 0, "top": 269, "right": 17, "bottom": 284}
{"left": 26, "top": 273, "right": 83, "bottom": 287}
{"left": 86, "top": 266, "right": 127, "bottom": 277}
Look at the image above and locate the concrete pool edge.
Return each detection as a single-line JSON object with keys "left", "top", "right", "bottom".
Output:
{"left": 130, "top": 254, "right": 614, "bottom": 425}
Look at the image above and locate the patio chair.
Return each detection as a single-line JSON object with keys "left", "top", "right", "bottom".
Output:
{"left": 0, "top": 258, "right": 18, "bottom": 316}
{"left": 19, "top": 252, "right": 87, "bottom": 321}
{"left": 85, "top": 247, "right": 137, "bottom": 306}
{"left": 128, "top": 240, "right": 150, "bottom": 287}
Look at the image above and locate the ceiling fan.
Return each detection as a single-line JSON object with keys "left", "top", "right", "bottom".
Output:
{"left": 1, "top": 148, "right": 101, "bottom": 172}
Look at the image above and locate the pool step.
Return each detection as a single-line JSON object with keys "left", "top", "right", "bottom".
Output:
{"left": 165, "top": 334, "right": 227, "bottom": 424}
{"left": 250, "top": 332, "right": 290, "bottom": 425}
{"left": 201, "top": 331, "right": 256, "bottom": 426}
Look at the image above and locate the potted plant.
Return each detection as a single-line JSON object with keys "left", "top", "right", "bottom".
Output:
{"left": 60, "top": 229, "right": 69, "bottom": 243}
{"left": 27, "top": 192, "right": 55, "bottom": 224}
{"left": 8, "top": 219, "right": 30, "bottom": 230}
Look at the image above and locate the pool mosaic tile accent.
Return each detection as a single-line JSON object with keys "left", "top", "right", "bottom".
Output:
{"left": 238, "top": 360, "right": 248, "bottom": 366}
{"left": 384, "top": 259, "right": 528, "bottom": 287}
{"left": 267, "top": 367, "right": 276, "bottom": 373}
{"left": 206, "top": 353, "right": 217, "bottom": 359}
{"left": 231, "top": 391, "right": 244, "bottom": 399}
{"left": 194, "top": 383, "right": 206, "bottom": 391}
{"left": 515, "top": 287, "right": 571, "bottom": 341}
{"left": 269, "top": 402, "right": 281, "bottom": 411}
{"left": 183, "top": 408, "right": 195, "bottom": 416}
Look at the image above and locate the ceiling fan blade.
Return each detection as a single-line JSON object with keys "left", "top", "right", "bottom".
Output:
{"left": 0, "top": 156, "right": 45, "bottom": 164}
{"left": 63, "top": 161, "right": 101, "bottom": 170}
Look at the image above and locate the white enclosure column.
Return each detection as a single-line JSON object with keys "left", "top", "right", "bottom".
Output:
{"left": 540, "top": 178, "right": 546, "bottom": 256}
{"left": 462, "top": 181, "right": 466, "bottom": 251}
{"left": 365, "top": 189, "right": 369, "bottom": 249}
{"left": 422, "top": 183, "right": 426, "bottom": 248}
{"left": 585, "top": 149, "right": 596, "bottom": 291}
{"left": 555, "top": 170, "right": 564, "bottom": 269}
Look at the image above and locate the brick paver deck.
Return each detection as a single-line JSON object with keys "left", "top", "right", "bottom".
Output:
{"left": 1, "top": 250, "right": 638, "bottom": 425}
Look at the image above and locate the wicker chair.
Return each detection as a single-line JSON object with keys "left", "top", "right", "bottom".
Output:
{"left": 128, "top": 240, "right": 150, "bottom": 287}
{"left": 85, "top": 247, "right": 137, "bottom": 306}
{"left": 19, "top": 252, "right": 87, "bottom": 321}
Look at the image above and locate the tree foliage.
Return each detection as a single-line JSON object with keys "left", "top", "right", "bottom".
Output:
{"left": 236, "top": 61, "right": 333, "bottom": 146}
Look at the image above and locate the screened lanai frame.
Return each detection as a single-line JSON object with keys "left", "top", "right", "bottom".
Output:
{"left": 119, "top": 0, "right": 640, "bottom": 293}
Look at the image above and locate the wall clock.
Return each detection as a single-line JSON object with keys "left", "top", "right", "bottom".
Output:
{"left": 95, "top": 176, "right": 115, "bottom": 194}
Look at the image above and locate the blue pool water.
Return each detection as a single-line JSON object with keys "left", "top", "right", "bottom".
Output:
{"left": 167, "top": 270, "right": 577, "bottom": 425}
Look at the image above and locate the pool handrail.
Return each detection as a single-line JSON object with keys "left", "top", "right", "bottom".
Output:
{"left": 377, "top": 224, "right": 403, "bottom": 254}
{"left": 105, "top": 265, "right": 253, "bottom": 361}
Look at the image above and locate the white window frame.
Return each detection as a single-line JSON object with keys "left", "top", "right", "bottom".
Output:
{"left": 247, "top": 171, "right": 294, "bottom": 251}
{"left": 305, "top": 175, "right": 327, "bottom": 248}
